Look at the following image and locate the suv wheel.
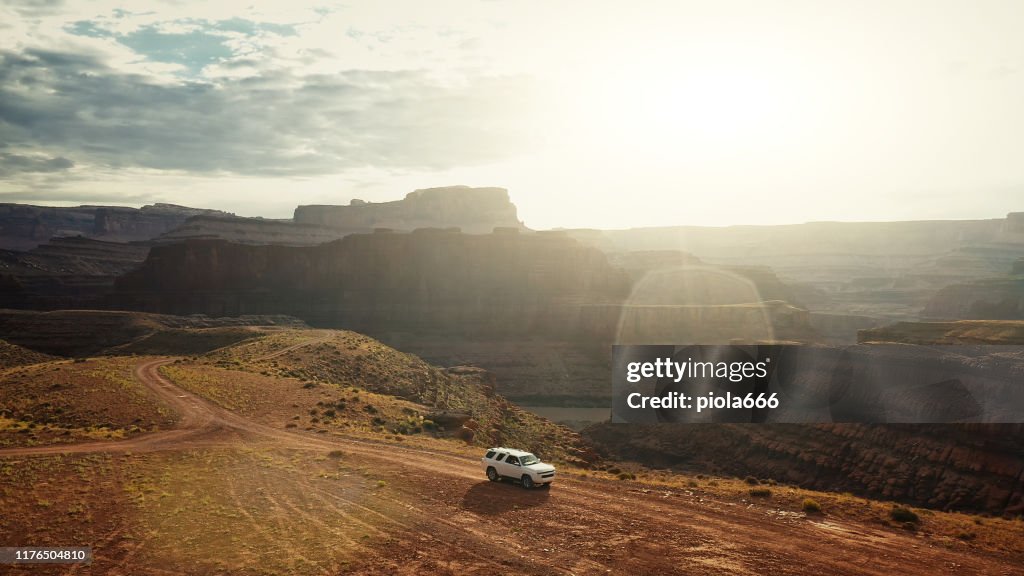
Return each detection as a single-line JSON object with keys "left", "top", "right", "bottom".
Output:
{"left": 521, "top": 475, "right": 534, "bottom": 489}
{"left": 486, "top": 467, "right": 499, "bottom": 482}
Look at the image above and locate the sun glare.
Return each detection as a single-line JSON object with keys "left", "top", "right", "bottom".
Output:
{"left": 559, "top": 43, "right": 805, "bottom": 165}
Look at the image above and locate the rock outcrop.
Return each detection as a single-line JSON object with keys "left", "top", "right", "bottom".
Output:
{"left": 294, "top": 186, "right": 523, "bottom": 234}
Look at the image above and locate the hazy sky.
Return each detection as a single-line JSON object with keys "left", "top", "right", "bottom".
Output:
{"left": 0, "top": 0, "right": 1021, "bottom": 229}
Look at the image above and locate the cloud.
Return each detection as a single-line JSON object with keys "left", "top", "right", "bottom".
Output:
{"left": 0, "top": 1, "right": 543, "bottom": 194}
{"left": 0, "top": 46, "right": 539, "bottom": 179}
{"left": 0, "top": 189, "right": 154, "bottom": 204}
{"left": 0, "top": 152, "right": 74, "bottom": 176}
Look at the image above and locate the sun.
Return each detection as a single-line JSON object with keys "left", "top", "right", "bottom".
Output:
{"left": 544, "top": 39, "right": 808, "bottom": 166}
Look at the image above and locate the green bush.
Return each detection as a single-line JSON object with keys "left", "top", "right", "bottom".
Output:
{"left": 890, "top": 506, "right": 919, "bottom": 524}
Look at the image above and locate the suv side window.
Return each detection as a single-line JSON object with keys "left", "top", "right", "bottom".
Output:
{"left": 495, "top": 453, "right": 506, "bottom": 462}
{"left": 506, "top": 456, "right": 519, "bottom": 466}
{"left": 485, "top": 450, "right": 496, "bottom": 459}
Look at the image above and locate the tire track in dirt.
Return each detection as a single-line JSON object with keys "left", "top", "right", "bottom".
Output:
{"left": 298, "top": 478, "right": 568, "bottom": 575}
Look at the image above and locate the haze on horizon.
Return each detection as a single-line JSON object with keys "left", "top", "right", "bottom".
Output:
{"left": 0, "top": 0, "right": 1021, "bottom": 230}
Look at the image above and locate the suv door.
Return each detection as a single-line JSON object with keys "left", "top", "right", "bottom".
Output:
{"left": 492, "top": 452, "right": 507, "bottom": 476}
{"left": 504, "top": 455, "right": 520, "bottom": 477}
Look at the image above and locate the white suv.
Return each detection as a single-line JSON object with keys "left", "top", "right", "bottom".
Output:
{"left": 481, "top": 448, "right": 555, "bottom": 489}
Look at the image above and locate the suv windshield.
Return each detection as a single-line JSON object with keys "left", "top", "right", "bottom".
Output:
{"left": 520, "top": 454, "right": 539, "bottom": 466}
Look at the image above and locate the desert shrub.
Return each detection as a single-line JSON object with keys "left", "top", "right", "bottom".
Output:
{"left": 890, "top": 506, "right": 919, "bottom": 524}
{"left": 617, "top": 472, "right": 635, "bottom": 481}
{"left": 802, "top": 498, "right": 822, "bottom": 513}
{"left": 327, "top": 450, "right": 344, "bottom": 459}
{"left": 744, "top": 476, "right": 760, "bottom": 485}
{"left": 391, "top": 417, "right": 422, "bottom": 435}
{"left": 749, "top": 488, "right": 771, "bottom": 498}
{"left": 363, "top": 404, "right": 377, "bottom": 414}
{"left": 323, "top": 409, "right": 336, "bottom": 418}
{"left": 956, "top": 531, "right": 976, "bottom": 541}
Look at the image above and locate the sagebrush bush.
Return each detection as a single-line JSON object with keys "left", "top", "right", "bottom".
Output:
{"left": 890, "top": 506, "right": 919, "bottom": 523}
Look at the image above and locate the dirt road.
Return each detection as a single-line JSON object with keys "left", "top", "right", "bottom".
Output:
{"left": 1, "top": 358, "right": 1019, "bottom": 575}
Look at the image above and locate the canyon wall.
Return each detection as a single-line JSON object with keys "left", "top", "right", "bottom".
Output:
{"left": 0, "top": 203, "right": 225, "bottom": 250}
{"left": 111, "top": 229, "right": 630, "bottom": 337}
{"left": 0, "top": 236, "right": 151, "bottom": 309}
{"left": 571, "top": 213, "right": 1024, "bottom": 323}
{"left": 585, "top": 422, "right": 1024, "bottom": 515}
{"left": 923, "top": 278, "right": 1024, "bottom": 320}
{"left": 106, "top": 231, "right": 826, "bottom": 403}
